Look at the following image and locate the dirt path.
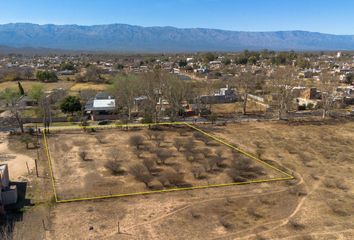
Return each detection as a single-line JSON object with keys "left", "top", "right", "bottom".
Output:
{"left": 0, "top": 132, "right": 35, "bottom": 180}
{"left": 232, "top": 175, "right": 322, "bottom": 240}
{"left": 101, "top": 178, "right": 301, "bottom": 239}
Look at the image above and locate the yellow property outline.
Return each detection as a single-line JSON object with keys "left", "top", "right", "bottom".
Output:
{"left": 42, "top": 122, "right": 294, "bottom": 203}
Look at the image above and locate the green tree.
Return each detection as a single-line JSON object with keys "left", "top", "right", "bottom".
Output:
{"left": 28, "top": 84, "right": 45, "bottom": 103}
{"left": 18, "top": 81, "right": 25, "bottom": 96}
{"left": 60, "top": 96, "right": 82, "bottom": 115}
{"left": 345, "top": 73, "right": 354, "bottom": 84}
{"left": 60, "top": 61, "right": 75, "bottom": 71}
{"left": 203, "top": 52, "right": 216, "bottom": 63}
{"left": 178, "top": 60, "right": 188, "bottom": 68}
{"left": 208, "top": 112, "right": 218, "bottom": 124}
{"left": 222, "top": 58, "right": 231, "bottom": 65}
{"left": 36, "top": 71, "right": 58, "bottom": 82}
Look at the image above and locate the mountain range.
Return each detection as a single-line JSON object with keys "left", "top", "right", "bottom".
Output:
{"left": 0, "top": 23, "right": 354, "bottom": 52}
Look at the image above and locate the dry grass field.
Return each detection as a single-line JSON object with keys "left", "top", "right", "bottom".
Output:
{"left": 0, "top": 80, "right": 75, "bottom": 91}
{"left": 10, "top": 120, "right": 354, "bottom": 240}
{"left": 46, "top": 125, "right": 285, "bottom": 201}
{"left": 210, "top": 101, "right": 267, "bottom": 115}
{"left": 0, "top": 80, "right": 109, "bottom": 94}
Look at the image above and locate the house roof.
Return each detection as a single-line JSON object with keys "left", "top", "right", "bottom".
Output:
{"left": 85, "top": 98, "right": 116, "bottom": 111}
{"left": 93, "top": 99, "right": 115, "bottom": 108}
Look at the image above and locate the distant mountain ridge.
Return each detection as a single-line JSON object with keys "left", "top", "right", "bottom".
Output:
{"left": 0, "top": 23, "right": 354, "bottom": 52}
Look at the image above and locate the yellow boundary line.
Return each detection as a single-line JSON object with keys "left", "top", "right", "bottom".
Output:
{"left": 43, "top": 130, "right": 58, "bottom": 202}
{"left": 42, "top": 122, "right": 294, "bottom": 203}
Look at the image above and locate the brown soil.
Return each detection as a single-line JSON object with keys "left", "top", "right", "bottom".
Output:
{"left": 46, "top": 125, "right": 284, "bottom": 200}
{"left": 12, "top": 121, "right": 354, "bottom": 239}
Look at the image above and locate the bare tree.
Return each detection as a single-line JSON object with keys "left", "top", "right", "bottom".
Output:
{"left": 319, "top": 72, "right": 338, "bottom": 119}
{"left": 109, "top": 148, "right": 120, "bottom": 161}
{"left": 173, "top": 138, "right": 184, "bottom": 152}
{"left": 268, "top": 67, "right": 297, "bottom": 120}
{"left": 129, "top": 135, "right": 144, "bottom": 150}
{"left": 109, "top": 74, "right": 140, "bottom": 120}
{"left": 162, "top": 73, "right": 189, "bottom": 120}
{"left": 105, "top": 160, "right": 125, "bottom": 175}
{"left": 130, "top": 164, "right": 153, "bottom": 186}
{"left": 143, "top": 158, "right": 156, "bottom": 173}
{"left": 79, "top": 151, "right": 88, "bottom": 161}
{"left": 0, "top": 88, "right": 24, "bottom": 133}
{"left": 192, "top": 166, "right": 205, "bottom": 179}
{"left": 156, "top": 150, "right": 172, "bottom": 165}
{"left": 235, "top": 72, "right": 258, "bottom": 115}
{"left": 154, "top": 132, "right": 165, "bottom": 147}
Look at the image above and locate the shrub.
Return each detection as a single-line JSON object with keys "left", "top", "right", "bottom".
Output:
{"left": 129, "top": 164, "right": 153, "bottom": 186}
{"left": 203, "top": 158, "right": 218, "bottom": 172}
{"left": 143, "top": 158, "right": 156, "bottom": 173}
{"left": 145, "top": 131, "right": 153, "bottom": 140}
{"left": 173, "top": 138, "right": 184, "bottom": 152}
{"left": 154, "top": 133, "right": 166, "bottom": 147}
{"left": 79, "top": 151, "right": 88, "bottom": 161}
{"left": 227, "top": 157, "right": 265, "bottom": 182}
{"left": 156, "top": 150, "right": 172, "bottom": 164}
{"left": 192, "top": 166, "right": 206, "bottom": 179}
{"left": 130, "top": 135, "right": 144, "bottom": 149}
{"left": 184, "top": 138, "right": 196, "bottom": 153}
{"left": 105, "top": 160, "right": 125, "bottom": 175}
{"left": 133, "top": 148, "right": 144, "bottom": 158}
{"left": 163, "top": 171, "right": 189, "bottom": 187}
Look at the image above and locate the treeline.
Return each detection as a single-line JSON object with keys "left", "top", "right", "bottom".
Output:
{"left": 199, "top": 50, "right": 313, "bottom": 68}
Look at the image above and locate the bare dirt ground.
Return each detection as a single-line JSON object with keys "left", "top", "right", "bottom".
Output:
{"left": 10, "top": 120, "right": 354, "bottom": 239}
{"left": 46, "top": 125, "right": 284, "bottom": 200}
{"left": 0, "top": 133, "right": 34, "bottom": 181}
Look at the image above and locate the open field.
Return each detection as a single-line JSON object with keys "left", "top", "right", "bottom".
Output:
{"left": 45, "top": 124, "right": 289, "bottom": 201}
{"left": 0, "top": 80, "right": 109, "bottom": 94}
{"left": 0, "top": 80, "right": 75, "bottom": 91}
{"left": 68, "top": 82, "right": 110, "bottom": 92}
{"left": 10, "top": 120, "right": 354, "bottom": 240}
{"left": 211, "top": 101, "right": 267, "bottom": 115}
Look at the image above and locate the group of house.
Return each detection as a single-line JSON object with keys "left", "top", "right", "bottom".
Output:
{"left": 83, "top": 85, "right": 239, "bottom": 120}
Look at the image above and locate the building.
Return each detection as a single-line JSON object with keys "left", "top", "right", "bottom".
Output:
{"left": 199, "top": 86, "right": 238, "bottom": 104}
{"left": 85, "top": 92, "right": 116, "bottom": 120}
{"left": 0, "top": 164, "right": 18, "bottom": 207}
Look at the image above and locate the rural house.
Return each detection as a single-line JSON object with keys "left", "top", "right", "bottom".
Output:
{"left": 85, "top": 92, "right": 116, "bottom": 120}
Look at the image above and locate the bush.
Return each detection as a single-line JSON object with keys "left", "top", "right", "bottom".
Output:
{"left": 184, "top": 138, "right": 196, "bottom": 153}
{"left": 156, "top": 150, "right": 172, "bottom": 164}
{"left": 153, "top": 132, "right": 166, "bottom": 147}
{"left": 79, "top": 151, "right": 88, "bottom": 161}
{"left": 105, "top": 160, "right": 125, "bottom": 175}
{"left": 143, "top": 158, "right": 156, "bottom": 173}
{"left": 163, "top": 171, "right": 189, "bottom": 187}
{"left": 192, "top": 166, "right": 206, "bottom": 179}
{"left": 129, "top": 164, "right": 153, "bottom": 186}
{"left": 173, "top": 138, "right": 184, "bottom": 152}
{"left": 203, "top": 158, "right": 218, "bottom": 172}
{"left": 227, "top": 157, "right": 265, "bottom": 182}
{"left": 130, "top": 135, "right": 145, "bottom": 149}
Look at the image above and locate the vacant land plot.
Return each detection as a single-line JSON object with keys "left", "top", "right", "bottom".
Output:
{"left": 0, "top": 80, "right": 74, "bottom": 91}
{"left": 45, "top": 124, "right": 289, "bottom": 201}
{"left": 11, "top": 121, "right": 354, "bottom": 240}
{"left": 69, "top": 82, "right": 110, "bottom": 93}
{"left": 211, "top": 101, "right": 267, "bottom": 115}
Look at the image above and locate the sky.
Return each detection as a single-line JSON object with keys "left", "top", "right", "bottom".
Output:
{"left": 0, "top": 0, "right": 353, "bottom": 35}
